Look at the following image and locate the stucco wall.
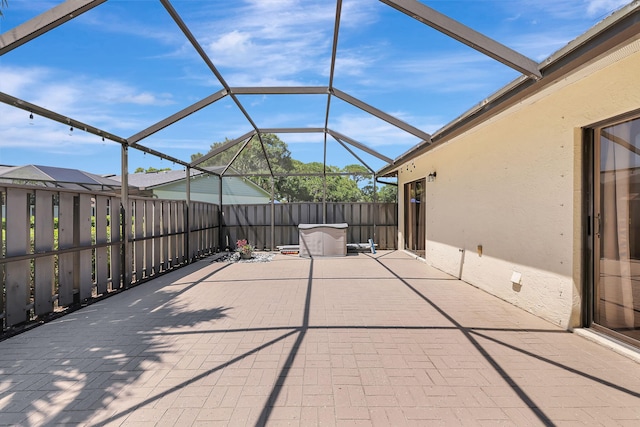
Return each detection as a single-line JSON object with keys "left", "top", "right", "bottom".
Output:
{"left": 397, "top": 38, "right": 640, "bottom": 329}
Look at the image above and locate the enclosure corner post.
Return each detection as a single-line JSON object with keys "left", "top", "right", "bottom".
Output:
{"left": 218, "top": 174, "right": 224, "bottom": 250}
{"left": 121, "top": 143, "right": 132, "bottom": 288}
{"left": 322, "top": 173, "right": 327, "bottom": 224}
{"left": 270, "top": 176, "right": 275, "bottom": 251}
{"left": 186, "top": 166, "right": 191, "bottom": 263}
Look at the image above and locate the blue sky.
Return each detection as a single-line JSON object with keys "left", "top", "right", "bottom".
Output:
{"left": 0, "top": 0, "right": 631, "bottom": 175}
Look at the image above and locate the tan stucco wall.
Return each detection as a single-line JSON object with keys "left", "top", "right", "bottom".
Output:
{"left": 397, "top": 38, "right": 640, "bottom": 329}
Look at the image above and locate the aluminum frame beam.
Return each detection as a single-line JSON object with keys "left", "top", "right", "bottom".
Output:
{"left": 221, "top": 138, "right": 252, "bottom": 176}
{"left": 0, "top": 1, "right": 419, "bottom": 179}
{"left": 327, "top": 0, "right": 343, "bottom": 93}
{"left": 230, "top": 87, "right": 328, "bottom": 95}
{"left": 332, "top": 88, "right": 431, "bottom": 142}
{"left": 128, "top": 89, "right": 228, "bottom": 145}
{"left": 189, "top": 131, "right": 256, "bottom": 167}
{"left": 223, "top": 172, "right": 372, "bottom": 178}
{"left": 133, "top": 142, "right": 215, "bottom": 175}
{"left": 330, "top": 135, "right": 375, "bottom": 174}
{"left": 0, "top": 0, "right": 107, "bottom": 56}
{"left": 379, "top": 0, "right": 542, "bottom": 79}
{"left": 328, "top": 129, "right": 394, "bottom": 164}
{"left": 325, "top": 0, "right": 343, "bottom": 137}
{"left": 250, "top": 127, "right": 394, "bottom": 168}
{"left": 601, "top": 130, "right": 640, "bottom": 157}
{"left": 259, "top": 128, "right": 325, "bottom": 134}
{"left": 0, "top": 91, "right": 126, "bottom": 144}
{"left": 159, "top": 3, "right": 254, "bottom": 127}
{"left": 0, "top": 91, "right": 216, "bottom": 174}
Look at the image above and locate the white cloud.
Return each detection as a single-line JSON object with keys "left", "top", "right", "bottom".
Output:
{"left": 586, "top": 0, "right": 630, "bottom": 17}
{"left": 80, "top": 7, "right": 184, "bottom": 46}
{"left": 333, "top": 52, "right": 378, "bottom": 78}
{"left": 513, "top": 0, "right": 629, "bottom": 21}
{"left": 368, "top": 52, "right": 512, "bottom": 96}
{"left": 195, "top": 0, "right": 379, "bottom": 85}
{"left": 96, "top": 81, "right": 174, "bottom": 106}
{"left": 0, "top": 67, "right": 49, "bottom": 95}
{"left": 329, "top": 113, "right": 422, "bottom": 148}
{"left": 0, "top": 66, "right": 177, "bottom": 150}
{"left": 0, "top": 103, "right": 109, "bottom": 152}
{"left": 511, "top": 32, "right": 584, "bottom": 61}
{"left": 208, "top": 30, "right": 254, "bottom": 60}
{"left": 250, "top": 95, "right": 267, "bottom": 107}
{"left": 1, "top": 66, "right": 175, "bottom": 111}
{"left": 513, "top": 1, "right": 588, "bottom": 20}
{"left": 498, "top": 1, "right": 631, "bottom": 60}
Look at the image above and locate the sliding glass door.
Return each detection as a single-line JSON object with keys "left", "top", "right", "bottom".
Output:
{"left": 593, "top": 115, "right": 640, "bottom": 346}
{"left": 404, "top": 179, "right": 425, "bottom": 257}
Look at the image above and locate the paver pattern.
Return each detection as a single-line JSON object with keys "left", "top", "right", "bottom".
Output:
{"left": 0, "top": 251, "right": 639, "bottom": 426}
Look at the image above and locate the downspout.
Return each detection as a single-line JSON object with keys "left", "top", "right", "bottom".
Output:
{"left": 373, "top": 173, "right": 377, "bottom": 246}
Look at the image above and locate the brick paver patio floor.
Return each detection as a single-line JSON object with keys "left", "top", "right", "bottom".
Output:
{"left": 1, "top": 251, "right": 639, "bottom": 426}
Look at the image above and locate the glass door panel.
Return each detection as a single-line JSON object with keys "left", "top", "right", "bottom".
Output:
{"left": 595, "top": 117, "right": 640, "bottom": 345}
{"left": 404, "top": 179, "right": 425, "bottom": 257}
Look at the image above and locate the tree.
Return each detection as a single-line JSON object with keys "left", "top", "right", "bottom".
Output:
{"left": 192, "top": 133, "right": 293, "bottom": 195}
{"left": 190, "top": 134, "right": 397, "bottom": 204}
{"left": 342, "top": 164, "right": 398, "bottom": 203}
{"left": 377, "top": 184, "right": 398, "bottom": 203}
{"left": 343, "top": 164, "right": 372, "bottom": 186}
{"left": 275, "top": 160, "right": 313, "bottom": 202}
{"left": 276, "top": 161, "right": 365, "bottom": 203}
{"left": 133, "top": 166, "right": 171, "bottom": 174}
{"left": 192, "top": 133, "right": 292, "bottom": 175}
{"left": 0, "top": 1, "right": 7, "bottom": 18}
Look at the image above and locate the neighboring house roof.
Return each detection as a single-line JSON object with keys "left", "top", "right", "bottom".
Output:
{"left": 112, "top": 169, "right": 201, "bottom": 189}
{"left": 0, "top": 164, "right": 126, "bottom": 191}
{"left": 111, "top": 167, "right": 272, "bottom": 202}
{"left": 110, "top": 166, "right": 227, "bottom": 189}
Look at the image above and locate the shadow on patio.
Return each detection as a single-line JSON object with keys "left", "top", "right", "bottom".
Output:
{"left": 0, "top": 251, "right": 639, "bottom": 426}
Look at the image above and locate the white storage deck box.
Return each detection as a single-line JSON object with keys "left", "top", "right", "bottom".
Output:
{"left": 298, "top": 223, "right": 348, "bottom": 257}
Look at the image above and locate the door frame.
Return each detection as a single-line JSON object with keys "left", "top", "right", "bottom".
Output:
{"left": 404, "top": 178, "right": 426, "bottom": 256}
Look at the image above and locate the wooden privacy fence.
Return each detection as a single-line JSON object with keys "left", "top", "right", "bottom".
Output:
{"left": 222, "top": 202, "right": 398, "bottom": 251}
{"left": 1, "top": 186, "right": 395, "bottom": 333}
{"left": 0, "top": 184, "right": 219, "bottom": 332}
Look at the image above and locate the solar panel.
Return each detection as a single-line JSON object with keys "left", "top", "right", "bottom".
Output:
{"left": 36, "top": 165, "right": 99, "bottom": 185}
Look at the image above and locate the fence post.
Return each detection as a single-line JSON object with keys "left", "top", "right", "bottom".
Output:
{"left": 5, "top": 188, "right": 30, "bottom": 326}
{"left": 110, "top": 196, "right": 122, "bottom": 290}
{"left": 322, "top": 174, "right": 327, "bottom": 224}
{"left": 34, "top": 190, "right": 55, "bottom": 316}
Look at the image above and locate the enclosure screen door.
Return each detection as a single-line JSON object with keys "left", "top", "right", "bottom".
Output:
{"left": 404, "top": 179, "right": 425, "bottom": 257}
{"left": 594, "top": 116, "right": 640, "bottom": 346}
